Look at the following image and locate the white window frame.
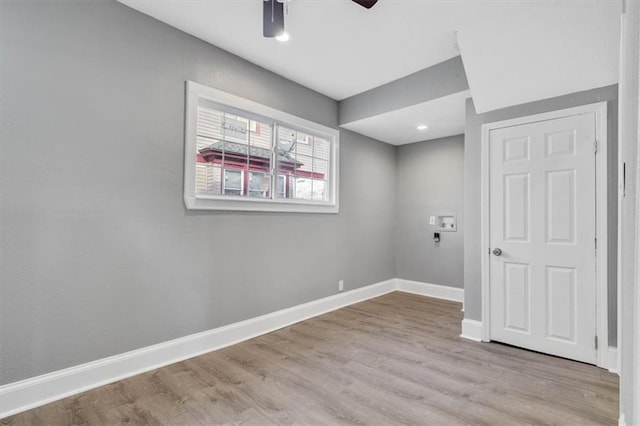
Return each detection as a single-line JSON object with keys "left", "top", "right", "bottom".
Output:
{"left": 184, "top": 81, "right": 339, "bottom": 213}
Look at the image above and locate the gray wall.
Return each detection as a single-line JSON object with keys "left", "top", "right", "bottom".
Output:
{"left": 395, "top": 136, "right": 464, "bottom": 288}
{"left": 0, "top": 1, "right": 396, "bottom": 385}
{"left": 339, "top": 56, "right": 469, "bottom": 125}
{"left": 463, "top": 85, "right": 619, "bottom": 346}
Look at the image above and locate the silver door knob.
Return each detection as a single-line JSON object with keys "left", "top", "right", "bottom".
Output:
{"left": 492, "top": 248, "right": 502, "bottom": 256}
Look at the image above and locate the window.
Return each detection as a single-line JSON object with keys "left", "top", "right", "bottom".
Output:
{"left": 184, "top": 81, "right": 339, "bottom": 213}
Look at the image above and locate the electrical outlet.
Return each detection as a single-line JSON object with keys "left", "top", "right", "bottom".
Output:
{"left": 338, "top": 280, "right": 344, "bottom": 292}
{"left": 429, "top": 216, "right": 436, "bottom": 225}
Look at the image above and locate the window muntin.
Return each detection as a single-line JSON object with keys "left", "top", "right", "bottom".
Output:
{"left": 185, "top": 81, "right": 339, "bottom": 213}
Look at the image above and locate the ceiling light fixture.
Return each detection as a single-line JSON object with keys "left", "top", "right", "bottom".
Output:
{"left": 417, "top": 124, "right": 429, "bottom": 130}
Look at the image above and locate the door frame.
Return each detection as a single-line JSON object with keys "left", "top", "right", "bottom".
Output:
{"left": 480, "top": 102, "right": 610, "bottom": 369}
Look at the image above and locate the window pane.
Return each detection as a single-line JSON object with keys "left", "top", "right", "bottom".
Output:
{"left": 296, "top": 132, "right": 313, "bottom": 157}
{"left": 249, "top": 172, "right": 271, "bottom": 198}
{"left": 223, "top": 169, "right": 243, "bottom": 196}
{"left": 249, "top": 120, "right": 272, "bottom": 178}
{"left": 220, "top": 113, "right": 249, "bottom": 176}
{"left": 276, "top": 175, "right": 287, "bottom": 199}
{"left": 297, "top": 154, "right": 313, "bottom": 174}
{"left": 313, "top": 137, "right": 330, "bottom": 161}
{"left": 277, "top": 174, "right": 295, "bottom": 199}
{"left": 313, "top": 159, "right": 328, "bottom": 178}
{"left": 249, "top": 120, "right": 272, "bottom": 150}
{"left": 222, "top": 113, "right": 250, "bottom": 145}
{"left": 294, "top": 177, "right": 312, "bottom": 200}
{"left": 278, "top": 127, "right": 296, "bottom": 154}
{"left": 277, "top": 127, "right": 298, "bottom": 185}
{"left": 195, "top": 163, "right": 222, "bottom": 196}
{"left": 196, "top": 103, "right": 224, "bottom": 149}
{"left": 312, "top": 180, "right": 326, "bottom": 201}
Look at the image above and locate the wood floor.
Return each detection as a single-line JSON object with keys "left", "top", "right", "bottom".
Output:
{"left": 2, "top": 292, "right": 619, "bottom": 425}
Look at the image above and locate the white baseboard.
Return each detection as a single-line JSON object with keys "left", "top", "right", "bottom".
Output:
{"left": 396, "top": 279, "right": 464, "bottom": 303}
{"left": 460, "top": 318, "right": 483, "bottom": 342}
{"left": 607, "top": 346, "right": 619, "bottom": 374}
{"left": 0, "top": 279, "right": 464, "bottom": 418}
{"left": 1, "top": 279, "right": 398, "bottom": 419}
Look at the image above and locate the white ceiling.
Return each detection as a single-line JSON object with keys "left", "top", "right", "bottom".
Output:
{"left": 342, "top": 91, "right": 470, "bottom": 145}
{"left": 119, "top": 0, "right": 621, "bottom": 144}
{"left": 119, "top": 0, "right": 463, "bottom": 100}
{"left": 456, "top": 1, "right": 621, "bottom": 113}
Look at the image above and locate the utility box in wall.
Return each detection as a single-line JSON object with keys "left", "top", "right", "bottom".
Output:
{"left": 436, "top": 214, "right": 456, "bottom": 232}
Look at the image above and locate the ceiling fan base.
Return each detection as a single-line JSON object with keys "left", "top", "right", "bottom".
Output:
{"left": 263, "top": 0, "right": 285, "bottom": 38}
{"left": 352, "top": 0, "right": 378, "bottom": 9}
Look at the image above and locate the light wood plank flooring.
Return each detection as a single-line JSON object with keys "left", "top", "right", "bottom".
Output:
{"left": 2, "top": 292, "right": 619, "bottom": 425}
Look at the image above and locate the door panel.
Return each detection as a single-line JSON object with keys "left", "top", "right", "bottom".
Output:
{"left": 546, "top": 169, "right": 576, "bottom": 244}
{"left": 504, "top": 137, "right": 530, "bottom": 162}
{"left": 546, "top": 266, "right": 577, "bottom": 342}
{"left": 489, "top": 112, "right": 596, "bottom": 364}
{"left": 504, "top": 262, "right": 530, "bottom": 333}
{"left": 504, "top": 173, "right": 530, "bottom": 242}
{"left": 545, "top": 130, "right": 576, "bottom": 157}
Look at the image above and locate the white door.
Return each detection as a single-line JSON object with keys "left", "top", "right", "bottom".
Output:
{"left": 489, "top": 112, "right": 597, "bottom": 364}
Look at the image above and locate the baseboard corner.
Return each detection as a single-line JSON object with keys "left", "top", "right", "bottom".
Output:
{"left": 396, "top": 279, "right": 464, "bottom": 303}
{"left": 460, "top": 318, "right": 483, "bottom": 342}
{"left": 618, "top": 413, "right": 625, "bottom": 426}
{"left": 607, "top": 346, "right": 619, "bottom": 375}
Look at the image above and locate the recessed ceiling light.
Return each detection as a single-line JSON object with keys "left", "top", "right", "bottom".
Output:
{"left": 417, "top": 124, "right": 429, "bottom": 130}
{"left": 276, "top": 32, "right": 290, "bottom": 42}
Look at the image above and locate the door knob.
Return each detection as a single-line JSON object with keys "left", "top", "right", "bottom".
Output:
{"left": 492, "top": 248, "right": 502, "bottom": 256}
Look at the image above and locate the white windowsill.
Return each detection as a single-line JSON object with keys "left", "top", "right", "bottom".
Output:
{"left": 185, "top": 195, "right": 339, "bottom": 214}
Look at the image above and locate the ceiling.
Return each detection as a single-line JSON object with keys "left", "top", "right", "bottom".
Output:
{"left": 456, "top": 1, "right": 621, "bottom": 113}
{"left": 342, "top": 91, "right": 470, "bottom": 145}
{"left": 118, "top": 0, "right": 621, "bottom": 144}
{"left": 118, "top": 0, "right": 463, "bottom": 101}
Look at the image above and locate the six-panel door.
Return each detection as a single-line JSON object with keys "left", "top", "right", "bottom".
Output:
{"left": 489, "top": 113, "right": 597, "bottom": 364}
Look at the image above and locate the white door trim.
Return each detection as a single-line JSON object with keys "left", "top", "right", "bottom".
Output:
{"left": 480, "top": 102, "right": 610, "bottom": 369}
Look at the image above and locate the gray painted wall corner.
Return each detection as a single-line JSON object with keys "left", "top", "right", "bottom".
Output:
{"left": 395, "top": 135, "right": 465, "bottom": 288}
